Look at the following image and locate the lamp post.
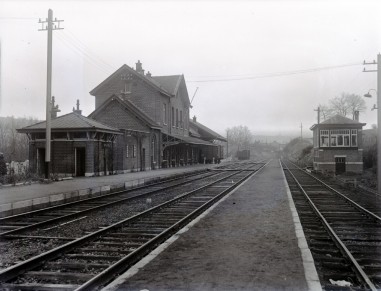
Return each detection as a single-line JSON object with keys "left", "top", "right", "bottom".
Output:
{"left": 363, "top": 54, "right": 380, "bottom": 194}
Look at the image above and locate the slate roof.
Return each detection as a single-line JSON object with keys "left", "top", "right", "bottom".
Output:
{"left": 18, "top": 112, "right": 121, "bottom": 133}
{"left": 90, "top": 64, "right": 173, "bottom": 97}
{"left": 164, "top": 133, "right": 215, "bottom": 146}
{"left": 152, "top": 75, "right": 182, "bottom": 96}
{"left": 88, "top": 94, "right": 161, "bottom": 130}
{"left": 189, "top": 120, "right": 227, "bottom": 142}
{"left": 321, "top": 114, "right": 365, "bottom": 125}
{"left": 310, "top": 114, "right": 366, "bottom": 130}
{"left": 180, "top": 135, "right": 216, "bottom": 146}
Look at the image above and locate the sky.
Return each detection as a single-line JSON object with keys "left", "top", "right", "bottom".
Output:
{"left": 0, "top": 0, "right": 380, "bottom": 138}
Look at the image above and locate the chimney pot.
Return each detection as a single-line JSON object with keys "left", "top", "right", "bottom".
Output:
{"left": 193, "top": 115, "right": 197, "bottom": 123}
{"left": 146, "top": 71, "right": 152, "bottom": 77}
{"left": 73, "top": 99, "right": 82, "bottom": 115}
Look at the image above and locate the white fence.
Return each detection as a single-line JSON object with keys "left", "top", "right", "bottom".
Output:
{"left": 6, "top": 160, "right": 29, "bottom": 175}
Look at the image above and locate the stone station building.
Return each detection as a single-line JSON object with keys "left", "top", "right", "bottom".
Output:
{"left": 19, "top": 61, "right": 226, "bottom": 177}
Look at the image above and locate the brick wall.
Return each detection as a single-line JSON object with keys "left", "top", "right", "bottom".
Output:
{"left": 94, "top": 99, "right": 151, "bottom": 132}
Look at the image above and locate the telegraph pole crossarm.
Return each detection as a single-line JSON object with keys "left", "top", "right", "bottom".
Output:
{"left": 38, "top": 9, "right": 64, "bottom": 179}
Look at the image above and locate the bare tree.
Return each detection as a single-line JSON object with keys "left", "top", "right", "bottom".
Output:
{"left": 226, "top": 125, "right": 253, "bottom": 157}
{"left": 345, "top": 93, "right": 366, "bottom": 119}
{"left": 318, "top": 104, "right": 333, "bottom": 121}
{"left": 0, "top": 116, "right": 38, "bottom": 162}
{"left": 320, "top": 92, "right": 366, "bottom": 120}
{"left": 329, "top": 93, "right": 351, "bottom": 117}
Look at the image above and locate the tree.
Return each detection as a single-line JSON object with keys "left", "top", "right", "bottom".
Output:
{"left": 330, "top": 92, "right": 366, "bottom": 119}
{"left": 318, "top": 104, "right": 333, "bottom": 121}
{"left": 226, "top": 125, "right": 253, "bottom": 157}
{"left": 320, "top": 92, "right": 366, "bottom": 119}
{"left": 0, "top": 153, "right": 6, "bottom": 178}
{"left": 345, "top": 93, "right": 366, "bottom": 119}
{"left": 329, "top": 93, "right": 350, "bottom": 117}
{"left": 0, "top": 116, "right": 39, "bottom": 163}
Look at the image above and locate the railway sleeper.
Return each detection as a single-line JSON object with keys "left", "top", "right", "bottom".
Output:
{"left": 99, "top": 236, "right": 149, "bottom": 242}
{"left": 0, "top": 282, "right": 80, "bottom": 291}
{"left": 109, "top": 232, "right": 157, "bottom": 238}
{"left": 340, "top": 235, "right": 381, "bottom": 241}
{"left": 45, "top": 261, "right": 109, "bottom": 271}
{"left": 22, "top": 270, "right": 95, "bottom": 282}
{"left": 76, "top": 247, "right": 132, "bottom": 255}
{"left": 92, "top": 241, "right": 141, "bottom": 247}
{"left": 65, "top": 253, "right": 121, "bottom": 261}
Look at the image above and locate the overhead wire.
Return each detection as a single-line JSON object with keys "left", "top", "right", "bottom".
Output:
{"left": 55, "top": 33, "right": 113, "bottom": 75}
{"left": 58, "top": 32, "right": 114, "bottom": 73}
{"left": 63, "top": 28, "right": 116, "bottom": 71}
{"left": 187, "top": 63, "right": 362, "bottom": 83}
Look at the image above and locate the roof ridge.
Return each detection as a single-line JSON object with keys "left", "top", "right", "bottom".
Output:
{"left": 90, "top": 64, "right": 173, "bottom": 97}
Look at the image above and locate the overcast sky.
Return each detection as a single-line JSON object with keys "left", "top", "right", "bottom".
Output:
{"left": 0, "top": 0, "right": 380, "bottom": 137}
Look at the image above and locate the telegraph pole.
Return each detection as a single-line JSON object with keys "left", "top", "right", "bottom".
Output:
{"left": 363, "top": 54, "right": 380, "bottom": 195}
{"left": 300, "top": 122, "right": 303, "bottom": 141}
{"left": 38, "top": 9, "right": 63, "bottom": 178}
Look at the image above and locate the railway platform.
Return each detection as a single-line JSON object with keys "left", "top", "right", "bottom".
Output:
{"left": 0, "top": 164, "right": 214, "bottom": 216}
{"left": 104, "top": 159, "right": 321, "bottom": 291}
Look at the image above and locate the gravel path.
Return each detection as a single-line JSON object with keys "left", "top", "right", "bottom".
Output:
{"left": 110, "top": 159, "right": 308, "bottom": 291}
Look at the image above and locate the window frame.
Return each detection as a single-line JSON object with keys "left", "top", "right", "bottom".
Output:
{"left": 320, "top": 130, "right": 329, "bottom": 147}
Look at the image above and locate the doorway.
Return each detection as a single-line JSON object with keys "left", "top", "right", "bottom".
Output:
{"left": 37, "top": 148, "right": 46, "bottom": 177}
{"left": 141, "top": 148, "right": 145, "bottom": 171}
{"left": 335, "top": 157, "right": 346, "bottom": 174}
{"left": 75, "top": 148, "right": 86, "bottom": 176}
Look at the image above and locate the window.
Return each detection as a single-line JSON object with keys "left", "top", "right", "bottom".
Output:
{"left": 320, "top": 130, "right": 329, "bottom": 147}
{"left": 133, "top": 145, "right": 137, "bottom": 158}
{"left": 180, "top": 110, "right": 183, "bottom": 129}
{"left": 351, "top": 129, "right": 357, "bottom": 146}
{"left": 163, "top": 104, "right": 167, "bottom": 125}
{"left": 176, "top": 108, "right": 179, "bottom": 128}
{"left": 171, "top": 107, "right": 174, "bottom": 127}
{"left": 330, "top": 129, "right": 350, "bottom": 147}
{"left": 126, "top": 145, "right": 129, "bottom": 158}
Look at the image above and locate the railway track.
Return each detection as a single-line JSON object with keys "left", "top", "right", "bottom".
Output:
{"left": 0, "top": 169, "right": 215, "bottom": 237}
{"left": 281, "top": 159, "right": 381, "bottom": 290}
{"left": 0, "top": 161, "right": 267, "bottom": 290}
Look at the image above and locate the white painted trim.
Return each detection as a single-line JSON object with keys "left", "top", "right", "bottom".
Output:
{"left": 334, "top": 155, "right": 347, "bottom": 158}
{"left": 279, "top": 159, "right": 322, "bottom": 291}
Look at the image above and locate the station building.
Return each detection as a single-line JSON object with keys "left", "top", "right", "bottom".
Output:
{"left": 19, "top": 61, "right": 226, "bottom": 177}
{"left": 310, "top": 114, "right": 366, "bottom": 174}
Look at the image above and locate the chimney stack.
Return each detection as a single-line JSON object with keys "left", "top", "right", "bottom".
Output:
{"left": 73, "top": 99, "right": 82, "bottom": 115}
{"left": 51, "top": 96, "right": 61, "bottom": 119}
{"left": 136, "top": 60, "right": 144, "bottom": 75}
{"left": 354, "top": 110, "right": 359, "bottom": 122}
{"left": 146, "top": 71, "right": 152, "bottom": 77}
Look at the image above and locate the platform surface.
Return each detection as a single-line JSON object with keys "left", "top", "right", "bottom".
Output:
{"left": 105, "top": 159, "right": 311, "bottom": 291}
{"left": 0, "top": 164, "right": 212, "bottom": 205}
